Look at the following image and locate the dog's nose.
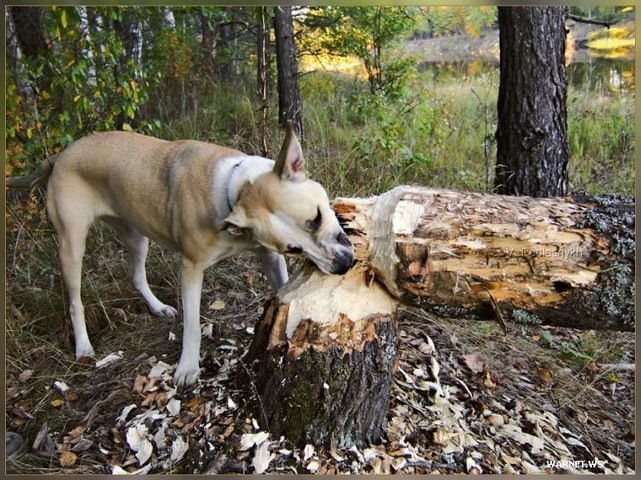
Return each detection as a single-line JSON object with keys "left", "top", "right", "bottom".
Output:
{"left": 331, "top": 251, "right": 354, "bottom": 275}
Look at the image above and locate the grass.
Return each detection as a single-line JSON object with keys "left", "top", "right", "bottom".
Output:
{"left": 150, "top": 67, "right": 633, "bottom": 199}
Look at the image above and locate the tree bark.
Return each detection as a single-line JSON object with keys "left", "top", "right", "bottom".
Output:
{"left": 246, "top": 264, "right": 398, "bottom": 448}
{"left": 334, "top": 186, "right": 634, "bottom": 331}
{"left": 495, "top": 7, "right": 569, "bottom": 197}
{"left": 273, "top": 6, "right": 303, "bottom": 140}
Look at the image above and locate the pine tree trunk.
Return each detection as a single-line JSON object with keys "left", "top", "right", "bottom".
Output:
{"left": 335, "top": 186, "right": 634, "bottom": 331}
{"left": 273, "top": 6, "right": 303, "bottom": 139}
{"left": 495, "top": 6, "right": 569, "bottom": 197}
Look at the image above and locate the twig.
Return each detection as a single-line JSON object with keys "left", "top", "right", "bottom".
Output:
{"left": 568, "top": 14, "right": 617, "bottom": 29}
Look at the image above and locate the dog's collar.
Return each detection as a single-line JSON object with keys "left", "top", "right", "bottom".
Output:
{"left": 226, "top": 160, "right": 244, "bottom": 212}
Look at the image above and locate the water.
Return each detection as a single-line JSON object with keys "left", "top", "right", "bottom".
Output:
{"left": 418, "top": 58, "right": 635, "bottom": 92}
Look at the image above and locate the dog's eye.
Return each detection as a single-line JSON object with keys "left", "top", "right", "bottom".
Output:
{"left": 305, "top": 207, "right": 322, "bottom": 232}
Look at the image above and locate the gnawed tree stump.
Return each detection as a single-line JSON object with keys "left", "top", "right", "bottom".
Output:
{"left": 334, "top": 186, "right": 634, "bottom": 331}
{"left": 245, "top": 186, "right": 633, "bottom": 449}
{"left": 246, "top": 263, "right": 398, "bottom": 448}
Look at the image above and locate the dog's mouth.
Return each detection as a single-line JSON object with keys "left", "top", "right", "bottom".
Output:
{"left": 285, "top": 241, "right": 354, "bottom": 275}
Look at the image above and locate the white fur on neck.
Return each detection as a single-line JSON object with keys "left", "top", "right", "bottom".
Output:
{"left": 212, "top": 155, "right": 274, "bottom": 218}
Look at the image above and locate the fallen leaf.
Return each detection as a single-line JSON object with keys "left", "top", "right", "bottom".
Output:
{"left": 126, "top": 424, "right": 153, "bottom": 466}
{"left": 51, "top": 398, "right": 65, "bottom": 408}
{"left": 462, "top": 353, "right": 485, "bottom": 374}
{"left": 169, "top": 436, "right": 189, "bottom": 463}
{"left": 59, "top": 450, "right": 77, "bottom": 467}
{"left": 252, "top": 440, "right": 274, "bottom": 474}
{"left": 535, "top": 367, "right": 553, "bottom": 384}
{"left": 239, "top": 432, "right": 269, "bottom": 451}
{"left": 95, "top": 351, "right": 124, "bottom": 368}
{"left": 209, "top": 299, "right": 226, "bottom": 310}
{"left": 133, "top": 375, "right": 147, "bottom": 394}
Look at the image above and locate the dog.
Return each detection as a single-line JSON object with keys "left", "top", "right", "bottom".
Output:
{"left": 7, "top": 122, "right": 354, "bottom": 386}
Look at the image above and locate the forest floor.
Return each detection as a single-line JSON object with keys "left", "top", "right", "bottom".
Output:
{"left": 5, "top": 203, "right": 636, "bottom": 474}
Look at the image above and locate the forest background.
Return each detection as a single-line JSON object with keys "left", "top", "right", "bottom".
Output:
{"left": 6, "top": 5, "right": 635, "bottom": 198}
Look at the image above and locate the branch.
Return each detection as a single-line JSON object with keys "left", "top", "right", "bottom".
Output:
{"left": 568, "top": 14, "right": 617, "bottom": 28}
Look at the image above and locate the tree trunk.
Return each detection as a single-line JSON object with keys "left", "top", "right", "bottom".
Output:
{"left": 246, "top": 264, "right": 398, "bottom": 448}
{"left": 334, "top": 186, "right": 634, "bottom": 331}
{"left": 495, "top": 7, "right": 569, "bottom": 197}
{"left": 257, "top": 6, "right": 271, "bottom": 157}
{"left": 273, "top": 6, "right": 303, "bottom": 140}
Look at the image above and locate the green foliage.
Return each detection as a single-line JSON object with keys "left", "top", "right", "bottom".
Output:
{"left": 302, "top": 6, "right": 417, "bottom": 97}
{"left": 6, "top": 6, "right": 162, "bottom": 174}
{"left": 417, "top": 6, "right": 497, "bottom": 37}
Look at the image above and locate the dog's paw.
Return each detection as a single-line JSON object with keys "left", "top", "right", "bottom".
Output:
{"left": 173, "top": 362, "right": 201, "bottom": 387}
{"left": 152, "top": 304, "right": 178, "bottom": 319}
{"left": 75, "top": 342, "right": 95, "bottom": 359}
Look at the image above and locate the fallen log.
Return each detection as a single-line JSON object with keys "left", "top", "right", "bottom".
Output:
{"left": 334, "top": 187, "right": 634, "bottom": 331}
{"left": 246, "top": 186, "right": 633, "bottom": 448}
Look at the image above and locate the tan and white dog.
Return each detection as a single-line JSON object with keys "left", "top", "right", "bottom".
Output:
{"left": 8, "top": 123, "right": 354, "bottom": 386}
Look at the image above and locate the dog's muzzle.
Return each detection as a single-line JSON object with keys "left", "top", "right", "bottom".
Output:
{"left": 330, "top": 249, "right": 354, "bottom": 275}
{"left": 327, "top": 231, "right": 354, "bottom": 275}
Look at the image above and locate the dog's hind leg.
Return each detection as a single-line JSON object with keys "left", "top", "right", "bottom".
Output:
{"left": 104, "top": 218, "right": 177, "bottom": 319}
{"left": 47, "top": 191, "right": 95, "bottom": 358}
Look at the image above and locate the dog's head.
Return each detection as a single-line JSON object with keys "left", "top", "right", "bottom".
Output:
{"left": 224, "top": 122, "right": 354, "bottom": 275}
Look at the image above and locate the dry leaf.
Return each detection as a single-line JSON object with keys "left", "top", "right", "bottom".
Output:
{"left": 95, "top": 351, "right": 124, "bottom": 368}
{"left": 252, "top": 440, "right": 274, "bottom": 474}
{"left": 239, "top": 432, "right": 269, "bottom": 451}
{"left": 535, "top": 367, "right": 553, "bottom": 384}
{"left": 133, "top": 375, "right": 147, "bottom": 394}
{"left": 59, "top": 450, "right": 78, "bottom": 467}
{"left": 209, "top": 299, "right": 226, "bottom": 310}
{"left": 126, "top": 424, "right": 153, "bottom": 465}
{"left": 51, "top": 398, "right": 65, "bottom": 408}
{"left": 462, "top": 353, "right": 485, "bottom": 374}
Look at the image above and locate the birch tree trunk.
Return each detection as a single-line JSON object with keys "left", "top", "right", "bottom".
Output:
{"left": 335, "top": 186, "right": 634, "bottom": 331}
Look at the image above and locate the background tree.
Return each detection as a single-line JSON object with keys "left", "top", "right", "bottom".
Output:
{"left": 494, "top": 6, "right": 569, "bottom": 197}
{"left": 273, "top": 6, "right": 303, "bottom": 138}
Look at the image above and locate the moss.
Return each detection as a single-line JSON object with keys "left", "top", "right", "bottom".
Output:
{"left": 511, "top": 309, "right": 542, "bottom": 326}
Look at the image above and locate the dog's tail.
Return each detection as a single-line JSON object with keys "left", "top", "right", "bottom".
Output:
{"left": 6, "top": 154, "right": 58, "bottom": 191}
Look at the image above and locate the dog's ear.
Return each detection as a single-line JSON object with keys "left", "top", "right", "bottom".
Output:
{"left": 223, "top": 206, "right": 248, "bottom": 236}
{"left": 273, "top": 120, "right": 306, "bottom": 182}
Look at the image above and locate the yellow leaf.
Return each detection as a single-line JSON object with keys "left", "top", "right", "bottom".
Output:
{"left": 27, "top": 128, "right": 33, "bottom": 139}
{"left": 51, "top": 398, "right": 65, "bottom": 408}
{"left": 122, "top": 123, "right": 133, "bottom": 131}
{"left": 73, "top": 94, "right": 82, "bottom": 103}
{"left": 209, "top": 299, "right": 226, "bottom": 310}
{"left": 59, "top": 450, "right": 77, "bottom": 467}
{"left": 61, "top": 10, "right": 68, "bottom": 29}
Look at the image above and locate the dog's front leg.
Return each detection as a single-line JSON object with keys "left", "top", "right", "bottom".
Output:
{"left": 174, "top": 258, "right": 206, "bottom": 387}
{"left": 256, "top": 247, "right": 288, "bottom": 292}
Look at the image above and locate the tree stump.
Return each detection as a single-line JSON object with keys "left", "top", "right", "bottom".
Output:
{"left": 246, "top": 263, "right": 398, "bottom": 448}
